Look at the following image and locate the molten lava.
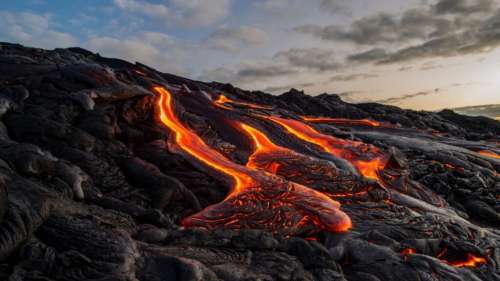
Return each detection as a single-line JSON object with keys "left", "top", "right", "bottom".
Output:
{"left": 263, "top": 116, "right": 387, "bottom": 182}
{"left": 478, "top": 150, "right": 500, "bottom": 159}
{"left": 239, "top": 122, "right": 374, "bottom": 199}
{"left": 155, "top": 86, "right": 253, "bottom": 194}
{"left": 214, "top": 94, "right": 273, "bottom": 110}
{"left": 153, "top": 86, "right": 351, "bottom": 235}
{"left": 447, "top": 253, "right": 487, "bottom": 268}
{"left": 400, "top": 248, "right": 416, "bottom": 255}
{"left": 301, "top": 116, "right": 382, "bottom": 127}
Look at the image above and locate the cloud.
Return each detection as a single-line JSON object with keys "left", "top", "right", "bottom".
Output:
{"left": 170, "top": 0, "right": 231, "bottom": 27}
{"left": 433, "top": 0, "right": 493, "bottom": 14}
{"left": 199, "top": 62, "right": 295, "bottom": 85}
{"left": 375, "top": 88, "right": 440, "bottom": 104}
{"left": 113, "top": 0, "right": 171, "bottom": 19}
{"left": 330, "top": 73, "right": 379, "bottom": 82}
{"left": 332, "top": 1, "right": 500, "bottom": 64}
{"left": 113, "top": 0, "right": 231, "bottom": 27}
{"left": 348, "top": 48, "right": 387, "bottom": 62}
{"left": 85, "top": 32, "right": 191, "bottom": 75}
{"left": 294, "top": 8, "right": 451, "bottom": 45}
{"left": 200, "top": 47, "right": 341, "bottom": 86}
{"left": 320, "top": 0, "right": 348, "bottom": 14}
{"left": 274, "top": 48, "right": 340, "bottom": 71}
{"left": 205, "top": 26, "right": 267, "bottom": 52}
{"left": 0, "top": 11, "right": 78, "bottom": 49}
{"left": 377, "top": 24, "right": 500, "bottom": 64}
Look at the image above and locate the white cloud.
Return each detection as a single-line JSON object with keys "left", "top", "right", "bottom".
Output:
{"left": 84, "top": 32, "right": 192, "bottom": 75}
{"left": 113, "top": 0, "right": 171, "bottom": 19}
{"left": 206, "top": 26, "right": 267, "bottom": 52}
{"left": 113, "top": 0, "right": 231, "bottom": 28}
{"left": 170, "top": 0, "right": 231, "bottom": 27}
{"left": 0, "top": 11, "right": 78, "bottom": 49}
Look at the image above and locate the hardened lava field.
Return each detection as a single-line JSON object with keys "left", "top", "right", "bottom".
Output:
{"left": 0, "top": 43, "right": 499, "bottom": 281}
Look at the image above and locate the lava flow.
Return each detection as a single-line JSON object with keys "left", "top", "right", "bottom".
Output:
{"left": 263, "top": 116, "right": 387, "bottom": 182}
{"left": 443, "top": 253, "right": 488, "bottom": 268}
{"left": 301, "top": 116, "right": 382, "bottom": 127}
{"left": 214, "top": 94, "right": 273, "bottom": 110}
{"left": 239, "top": 123, "right": 373, "bottom": 198}
{"left": 153, "top": 86, "right": 351, "bottom": 235}
{"left": 478, "top": 150, "right": 500, "bottom": 159}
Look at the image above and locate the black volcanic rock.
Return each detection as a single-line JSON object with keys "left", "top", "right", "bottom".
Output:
{"left": 0, "top": 42, "right": 499, "bottom": 281}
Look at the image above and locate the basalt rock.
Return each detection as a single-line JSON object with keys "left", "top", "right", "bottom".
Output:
{"left": 0, "top": 42, "right": 499, "bottom": 281}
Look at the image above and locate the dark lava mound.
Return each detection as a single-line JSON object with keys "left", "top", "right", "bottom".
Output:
{"left": 0, "top": 42, "right": 499, "bottom": 281}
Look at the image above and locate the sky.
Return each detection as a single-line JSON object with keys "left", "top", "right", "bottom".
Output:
{"left": 0, "top": 0, "right": 499, "bottom": 111}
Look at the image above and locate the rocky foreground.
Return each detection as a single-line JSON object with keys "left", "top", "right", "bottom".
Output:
{"left": 0, "top": 42, "right": 499, "bottom": 281}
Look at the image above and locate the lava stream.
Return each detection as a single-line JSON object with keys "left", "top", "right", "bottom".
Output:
{"left": 478, "top": 150, "right": 500, "bottom": 159}
{"left": 239, "top": 122, "right": 374, "bottom": 198}
{"left": 155, "top": 86, "right": 253, "bottom": 194}
{"left": 153, "top": 86, "right": 351, "bottom": 235}
{"left": 214, "top": 94, "right": 273, "bottom": 110}
{"left": 264, "top": 116, "right": 387, "bottom": 182}
{"left": 447, "top": 253, "right": 487, "bottom": 268}
{"left": 301, "top": 116, "right": 382, "bottom": 127}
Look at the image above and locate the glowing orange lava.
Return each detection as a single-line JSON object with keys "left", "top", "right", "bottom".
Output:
{"left": 447, "top": 253, "right": 487, "bottom": 268}
{"left": 264, "top": 116, "right": 387, "bottom": 182}
{"left": 478, "top": 150, "right": 500, "bottom": 159}
{"left": 239, "top": 123, "right": 287, "bottom": 171}
{"left": 154, "top": 86, "right": 253, "bottom": 194}
{"left": 239, "top": 122, "right": 374, "bottom": 199}
{"left": 401, "top": 248, "right": 416, "bottom": 255}
{"left": 153, "top": 86, "right": 352, "bottom": 235}
{"left": 302, "top": 116, "right": 381, "bottom": 127}
{"left": 214, "top": 94, "right": 273, "bottom": 110}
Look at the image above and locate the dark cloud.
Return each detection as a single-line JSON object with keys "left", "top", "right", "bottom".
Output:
{"left": 378, "top": 23, "right": 500, "bottom": 64}
{"left": 344, "top": 3, "right": 500, "bottom": 64}
{"left": 237, "top": 64, "right": 295, "bottom": 78}
{"left": 375, "top": 88, "right": 440, "bottom": 104}
{"left": 200, "top": 47, "right": 342, "bottom": 86}
{"left": 274, "top": 48, "right": 340, "bottom": 71}
{"left": 330, "top": 73, "right": 378, "bottom": 82}
{"left": 433, "top": 0, "right": 493, "bottom": 15}
{"left": 294, "top": 8, "right": 451, "bottom": 45}
{"left": 320, "top": 0, "right": 349, "bottom": 15}
{"left": 296, "top": 0, "right": 500, "bottom": 64}
{"left": 199, "top": 63, "right": 295, "bottom": 84}
{"left": 348, "top": 48, "right": 387, "bottom": 62}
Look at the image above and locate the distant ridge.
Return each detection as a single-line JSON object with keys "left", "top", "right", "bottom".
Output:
{"left": 449, "top": 104, "right": 500, "bottom": 120}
